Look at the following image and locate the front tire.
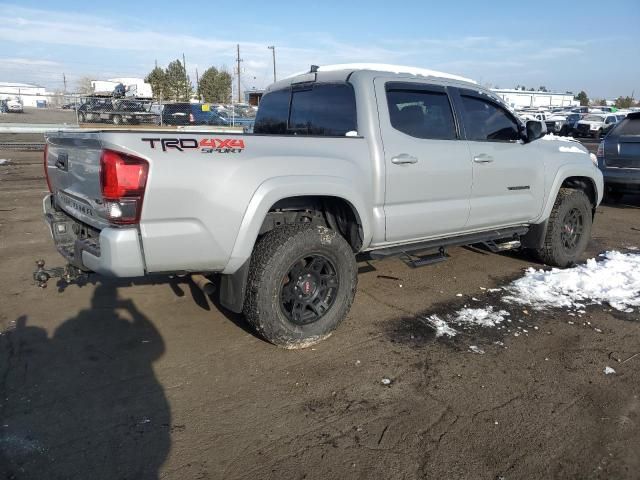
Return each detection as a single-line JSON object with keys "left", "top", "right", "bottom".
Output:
{"left": 535, "top": 188, "right": 592, "bottom": 267}
{"left": 244, "top": 224, "right": 357, "bottom": 349}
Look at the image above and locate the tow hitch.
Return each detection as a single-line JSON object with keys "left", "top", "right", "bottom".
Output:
{"left": 33, "top": 259, "right": 88, "bottom": 288}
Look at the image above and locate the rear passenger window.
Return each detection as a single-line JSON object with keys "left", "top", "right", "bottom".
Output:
{"left": 288, "top": 84, "right": 357, "bottom": 135}
{"left": 460, "top": 94, "right": 520, "bottom": 142}
{"left": 386, "top": 89, "right": 457, "bottom": 140}
{"left": 253, "top": 83, "right": 357, "bottom": 136}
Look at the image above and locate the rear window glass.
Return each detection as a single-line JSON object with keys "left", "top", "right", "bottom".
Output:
{"left": 613, "top": 117, "right": 640, "bottom": 135}
{"left": 163, "top": 104, "right": 190, "bottom": 114}
{"left": 254, "top": 83, "right": 357, "bottom": 136}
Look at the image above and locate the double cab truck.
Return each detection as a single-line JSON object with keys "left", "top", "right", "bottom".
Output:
{"left": 41, "top": 64, "right": 603, "bottom": 348}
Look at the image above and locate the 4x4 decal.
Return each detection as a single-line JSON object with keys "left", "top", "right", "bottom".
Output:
{"left": 141, "top": 137, "right": 245, "bottom": 153}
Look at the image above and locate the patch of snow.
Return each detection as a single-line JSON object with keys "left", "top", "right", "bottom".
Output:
{"left": 307, "top": 63, "right": 477, "bottom": 84}
{"left": 604, "top": 366, "right": 616, "bottom": 375}
{"left": 453, "top": 307, "right": 510, "bottom": 327}
{"left": 0, "top": 159, "right": 10, "bottom": 165}
{"left": 503, "top": 251, "right": 640, "bottom": 312}
{"left": 422, "top": 315, "right": 457, "bottom": 337}
{"left": 381, "top": 378, "right": 392, "bottom": 385}
{"left": 559, "top": 145, "right": 586, "bottom": 154}
{"left": 469, "top": 345, "right": 485, "bottom": 354}
{"left": 542, "top": 133, "right": 579, "bottom": 143}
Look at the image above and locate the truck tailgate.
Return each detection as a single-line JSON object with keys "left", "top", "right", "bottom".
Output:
{"left": 46, "top": 134, "right": 108, "bottom": 229}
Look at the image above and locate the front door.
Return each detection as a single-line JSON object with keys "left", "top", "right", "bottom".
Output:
{"left": 376, "top": 79, "right": 473, "bottom": 243}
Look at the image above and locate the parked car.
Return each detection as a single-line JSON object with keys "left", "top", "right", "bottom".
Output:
{"left": 61, "top": 102, "right": 79, "bottom": 110}
{"left": 574, "top": 113, "right": 620, "bottom": 138}
{"left": 597, "top": 112, "right": 640, "bottom": 201}
{"left": 41, "top": 64, "right": 603, "bottom": 348}
{"left": 161, "top": 103, "right": 228, "bottom": 126}
{"left": 546, "top": 113, "right": 581, "bottom": 136}
{"left": 1, "top": 98, "right": 23, "bottom": 113}
{"left": 601, "top": 114, "right": 629, "bottom": 137}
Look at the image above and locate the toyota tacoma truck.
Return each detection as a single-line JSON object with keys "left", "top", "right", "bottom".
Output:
{"left": 40, "top": 64, "right": 603, "bottom": 348}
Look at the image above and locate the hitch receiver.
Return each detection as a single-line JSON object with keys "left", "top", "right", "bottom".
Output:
{"left": 33, "top": 259, "right": 88, "bottom": 288}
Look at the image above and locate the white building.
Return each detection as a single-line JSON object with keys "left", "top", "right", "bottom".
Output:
{"left": 492, "top": 89, "right": 579, "bottom": 109}
{"left": 0, "top": 82, "right": 52, "bottom": 107}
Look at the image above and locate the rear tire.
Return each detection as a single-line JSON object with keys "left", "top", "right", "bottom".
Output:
{"left": 244, "top": 224, "right": 357, "bottom": 349}
{"left": 535, "top": 188, "right": 592, "bottom": 267}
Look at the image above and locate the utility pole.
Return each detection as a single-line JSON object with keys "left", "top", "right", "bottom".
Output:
{"left": 182, "top": 53, "right": 188, "bottom": 100}
{"left": 267, "top": 46, "right": 276, "bottom": 83}
{"left": 236, "top": 44, "right": 242, "bottom": 103}
{"left": 195, "top": 68, "right": 200, "bottom": 100}
{"left": 63, "top": 73, "right": 67, "bottom": 93}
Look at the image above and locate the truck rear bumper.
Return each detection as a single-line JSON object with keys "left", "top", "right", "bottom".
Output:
{"left": 43, "top": 194, "right": 146, "bottom": 277}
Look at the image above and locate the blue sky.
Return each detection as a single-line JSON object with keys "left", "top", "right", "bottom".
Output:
{"left": 1, "top": 0, "right": 638, "bottom": 98}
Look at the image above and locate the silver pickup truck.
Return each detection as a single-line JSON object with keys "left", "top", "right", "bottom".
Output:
{"left": 41, "top": 64, "right": 603, "bottom": 348}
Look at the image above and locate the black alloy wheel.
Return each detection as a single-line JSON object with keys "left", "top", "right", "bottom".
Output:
{"left": 280, "top": 254, "right": 339, "bottom": 325}
{"left": 560, "top": 207, "right": 584, "bottom": 252}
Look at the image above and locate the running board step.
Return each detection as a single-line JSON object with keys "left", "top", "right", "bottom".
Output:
{"left": 400, "top": 248, "right": 449, "bottom": 268}
{"left": 369, "top": 226, "right": 529, "bottom": 260}
{"left": 482, "top": 239, "right": 522, "bottom": 253}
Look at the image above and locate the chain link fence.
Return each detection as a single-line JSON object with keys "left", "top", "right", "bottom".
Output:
{"left": 0, "top": 91, "right": 257, "bottom": 134}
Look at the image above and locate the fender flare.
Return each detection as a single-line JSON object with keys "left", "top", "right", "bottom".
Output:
{"left": 222, "top": 175, "right": 372, "bottom": 275}
{"left": 537, "top": 165, "right": 602, "bottom": 223}
{"left": 523, "top": 164, "right": 602, "bottom": 249}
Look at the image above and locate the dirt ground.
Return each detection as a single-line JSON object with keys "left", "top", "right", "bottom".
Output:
{"left": 0, "top": 147, "right": 639, "bottom": 480}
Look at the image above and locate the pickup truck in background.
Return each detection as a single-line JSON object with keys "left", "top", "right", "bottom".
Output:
{"left": 41, "top": 64, "right": 603, "bottom": 348}
{"left": 77, "top": 97, "right": 159, "bottom": 125}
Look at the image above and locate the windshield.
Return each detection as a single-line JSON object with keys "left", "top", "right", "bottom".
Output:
{"left": 583, "top": 115, "right": 604, "bottom": 121}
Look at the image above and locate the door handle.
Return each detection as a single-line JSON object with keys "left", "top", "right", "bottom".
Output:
{"left": 391, "top": 154, "right": 418, "bottom": 165}
{"left": 473, "top": 154, "right": 494, "bottom": 164}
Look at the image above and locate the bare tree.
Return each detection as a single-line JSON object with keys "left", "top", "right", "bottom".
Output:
{"left": 76, "top": 77, "right": 93, "bottom": 95}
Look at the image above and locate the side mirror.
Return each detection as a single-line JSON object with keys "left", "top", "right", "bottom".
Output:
{"left": 525, "top": 119, "right": 546, "bottom": 142}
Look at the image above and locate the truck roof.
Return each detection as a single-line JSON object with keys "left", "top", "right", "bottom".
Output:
{"left": 269, "top": 63, "right": 477, "bottom": 92}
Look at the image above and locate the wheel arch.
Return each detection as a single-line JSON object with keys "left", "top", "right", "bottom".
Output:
{"left": 222, "top": 176, "right": 372, "bottom": 275}
{"left": 523, "top": 169, "right": 601, "bottom": 249}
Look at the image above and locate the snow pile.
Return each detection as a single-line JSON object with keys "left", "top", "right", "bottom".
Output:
{"left": 503, "top": 251, "right": 640, "bottom": 313}
{"left": 0, "top": 159, "right": 10, "bottom": 165}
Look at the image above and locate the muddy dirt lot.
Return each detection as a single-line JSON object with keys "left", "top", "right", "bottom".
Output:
{"left": 0, "top": 148, "right": 639, "bottom": 480}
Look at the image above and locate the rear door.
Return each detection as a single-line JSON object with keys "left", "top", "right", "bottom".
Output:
{"left": 452, "top": 88, "right": 544, "bottom": 229}
{"left": 375, "top": 78, "right": 472, "bottom": 242}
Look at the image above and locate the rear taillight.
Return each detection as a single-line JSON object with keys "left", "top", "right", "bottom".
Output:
{"left": 596, "top": 141, "right": 604, "bottom": 159}
{"left": 99, "top": 149, "right": 148, "bottom": 225}
{"left": 44, "top": 144, "right": 52, "bottom": 192}
{"left": 189, "top": 113, "right": 195, "bottom": 123}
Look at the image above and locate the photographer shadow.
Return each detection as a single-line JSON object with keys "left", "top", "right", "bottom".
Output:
{"left": 0, "top": 284, "right": 170, "bottom": 480}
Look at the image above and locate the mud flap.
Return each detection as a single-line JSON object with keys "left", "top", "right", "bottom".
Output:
{"left": 219, "top": 260, "right": 250, "bottom": 313}
{"left": 520, "top": 220, "right": 548, "bottom": 249}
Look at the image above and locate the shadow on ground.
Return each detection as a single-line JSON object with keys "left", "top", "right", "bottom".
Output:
{"left": 0, "top": 284, "right": 170, "bottom": 480}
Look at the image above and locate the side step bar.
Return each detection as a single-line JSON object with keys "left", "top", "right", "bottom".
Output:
{"left": 400, "top": 247, "right": 450, "bottom": 269}
{"left": 369, "top": 226, "right": 529, "bottom": 261}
